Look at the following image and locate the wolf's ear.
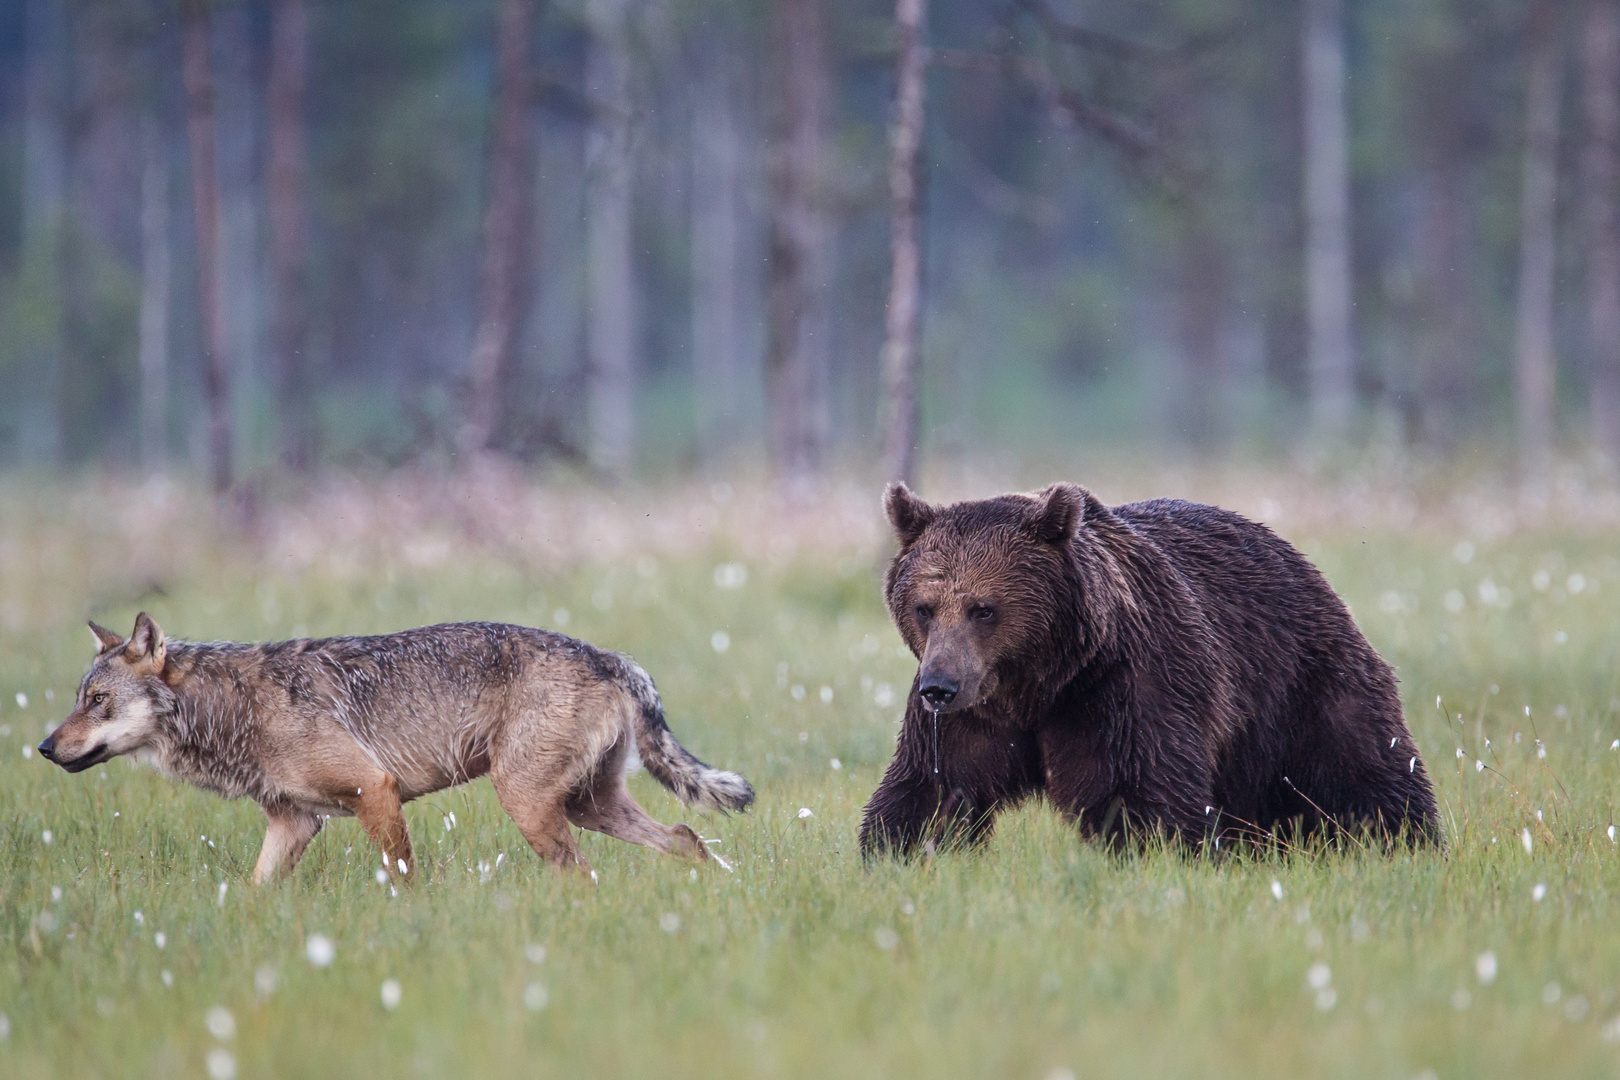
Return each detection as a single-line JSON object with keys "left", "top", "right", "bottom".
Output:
{"left": 88, "top": 621, "right": 125, "bottom": 654}
{"left": 885, "top": 482, "right": 936, "bottom": 549}
{"left": 126, "top": 612, "right": 167, "bottom": 670}
{"left": 1030, "top": 483, "right": 1085, "bottom": 544}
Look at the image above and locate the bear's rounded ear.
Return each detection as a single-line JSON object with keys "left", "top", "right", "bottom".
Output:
{"left": 1030, "top": 483, "right": 1085, "bottom": 544}
{"left": 126, "top": 612, "right": 167, "bottom": 670}
{"left": 884, "top": 482, "right": 936, "bottom": 549}
{"left": 88, "top": 621, "right": 125, "bottom": 655}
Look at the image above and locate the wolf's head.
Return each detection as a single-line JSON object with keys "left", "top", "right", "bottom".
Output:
{"left": 39, "top": 613, "right": 172, "bottom": 773}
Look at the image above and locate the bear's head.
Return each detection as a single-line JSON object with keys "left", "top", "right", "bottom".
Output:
{"left": 883, "top": 482, "right": 1093, "bottom": 716}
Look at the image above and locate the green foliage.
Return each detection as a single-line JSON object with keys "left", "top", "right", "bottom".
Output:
{"left": 1, "top": 484, "right": 1618, "bottom": 1077}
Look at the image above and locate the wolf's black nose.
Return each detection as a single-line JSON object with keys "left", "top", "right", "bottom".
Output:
{"left": 37, "top": 736, "right": 56, "bottom": 762}
{"left": 918, "top": 675, "right": 958, "bottom": 710}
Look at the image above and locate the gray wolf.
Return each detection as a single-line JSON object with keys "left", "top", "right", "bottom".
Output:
{"left": 859, "top": 482, "right": 1438, "bottom": 856}
{"left": 40, "top": 614, "right": 753, "bottom": 883}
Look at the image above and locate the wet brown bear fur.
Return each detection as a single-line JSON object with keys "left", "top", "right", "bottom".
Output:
{"left": 859, "top": 482, "right": 1440, "bottom": 856}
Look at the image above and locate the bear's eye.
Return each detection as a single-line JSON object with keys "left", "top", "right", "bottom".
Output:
{"left": 91, "top": 692, "right": 108, "bottom": 706}
{"left": 914, "top": 604, "right": 935, "bottom": 623}
{"left": 969, "top": 604, "right": 997, "bottom": 624}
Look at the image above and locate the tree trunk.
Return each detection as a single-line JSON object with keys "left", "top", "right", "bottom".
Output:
{"left": 180, "top": 0, "right": 234, "bottom": 494}
{"left": 1177, "top": 211, "right": 1225, "bottom": 448}
{"left": 584, "top": 0, "right": 635, "bottom": 476}
{"left": 1301, "top": 0, "right": 1354, "bottom": 440}
{"left": 878, "top": 0, "right": 927, "bottom": 486}
{"left": 268, "top": 0, "right": 312, "bottom": 471}
{"left": 460, "top": 0, "right": 535, "bottom": 456}
{"left": 139, "top": 113, "right": 172, "bottom": 475}
{"left": 765, "top": 0, "right": 833, "bottom": 478}
{"left": 1516, "top": 1, "right": 1563, "bottom": 479}
{"left": 19, "top": 0, "right": 67, "bottom": 464}
{"left": 690, "top": 39, "right": 743, "bottom": 465}
{"left": 1583, "top": 0, "right": 1620, "bottom": 460}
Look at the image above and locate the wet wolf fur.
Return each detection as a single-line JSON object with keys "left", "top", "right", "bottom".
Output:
{"left": 40, "top": 615, "right": 754, "bottom": 883}
{"left": 859, "top": 483, "right": 1440, "bottom": 857}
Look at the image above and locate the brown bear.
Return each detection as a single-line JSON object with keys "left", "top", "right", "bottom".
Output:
{"left": 859, "top": 482, "right": 1439, "bottom": 856}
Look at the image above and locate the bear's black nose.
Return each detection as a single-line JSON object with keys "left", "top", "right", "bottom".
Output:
{"left": 918, "top": 675, "right": 959, "bottom": 710}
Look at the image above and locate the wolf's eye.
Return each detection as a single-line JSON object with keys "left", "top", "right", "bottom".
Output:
{"left": 91, "top": 692, "right": 107, "bottom": 706}
{"left": 914, "top": 604, "right": 934, "bottom": 623}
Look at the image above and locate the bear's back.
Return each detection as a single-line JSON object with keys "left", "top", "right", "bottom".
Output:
{"left": 1107, "top": 497, "right": 1381, "bottom": 707}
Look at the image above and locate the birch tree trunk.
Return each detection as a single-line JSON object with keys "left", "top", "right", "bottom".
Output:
{"left": 20, "top": 0, "right": 66, "bottom": 464}
{"left": 268, "top": 0, "right": 312, "bottom": 471}
{"left": 584, "top": 0, "right": 636, "bottom": 476}
{"left": 139, "top": 113, "right": 172, "bottom": 475}
{"left": 1515, "top": 1, "right": 1563, "bottom": 480}
{"left": 1583, "top": 0, "right": 1620, "bottom": 460}
{"left": 690, "top": 39, "right": 743, "bottom": 465}
{"left": 460, "top": 0, "right": 535, "bottom": 456}
{"left": 765, "top": 0, "right": 833, "bottom": 478}
{"left": 180, "top": 0, "right": 235, "bottom": 494}
{"left": 1302, "top": 0, "right": 1354, "bottom": 440}
{"left": 878, "top": 0, "right": 927, "bottom": 486}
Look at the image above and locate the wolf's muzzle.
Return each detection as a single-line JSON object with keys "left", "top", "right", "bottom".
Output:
{"left": 38, "top": 735, "right": 111, "bottom": 773}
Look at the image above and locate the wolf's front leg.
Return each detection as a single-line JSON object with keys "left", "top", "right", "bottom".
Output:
{"left": 356, "top": 772, "right": 416, "bottom": 882}
{"left": 253, "top": 806, "right": 324, "bottom": 884}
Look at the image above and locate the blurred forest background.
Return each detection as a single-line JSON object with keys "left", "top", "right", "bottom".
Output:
{"left": 1, "top": 0, "right": 1618, "bottom": 486}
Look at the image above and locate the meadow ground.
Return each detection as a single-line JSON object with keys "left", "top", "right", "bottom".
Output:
{"left": 1, "top": 461, "right": 1618, "bottom": 1079}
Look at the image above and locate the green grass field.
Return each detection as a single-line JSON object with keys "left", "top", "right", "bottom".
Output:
{"left": 1, "top": 472, "right": 1618, "bottom": 1079}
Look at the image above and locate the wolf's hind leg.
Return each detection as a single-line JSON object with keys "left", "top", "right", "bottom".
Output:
{"left": 253, "top": 807, "right": 323, "bottom": 884}
{"left": 490, "top": 767, "right": 591, "bottom": 875}
{"left": 566, "top": 765, "right": 708, "bottom": 861}
{"left": 356, "top": 772, "right": 416, "bottom": 882}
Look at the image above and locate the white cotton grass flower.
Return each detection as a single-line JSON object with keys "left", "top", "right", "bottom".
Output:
{"left": 1451, "top": 989, "right": 1472, "bottom": 1011}
{"left": 254, "top": 965, "right": 277, "bottom": 1000}
{"left": 873, "top": 927, "right": 900, "bottom": 951}
{"left": 522, "top": 982, "right": 549, "bottom": 1012}
{"left": 15, "top": 693, "right": 26, "bottom": 709}
{"left": 829, "top": 758, "right": 842, "bottom": 771}
{"left": 525, "top": 943, "right": 547, "bottom": 964}
{"left": 375, "top": 868, "right": 388, "bottom": 886}
{"left": 217, "top": 882, "right": 228, "bottom": 906}
{"left": 161, "top": 970, "right": 174, "bottom": 988}
{"left": 305, "top": 933, "right": 335, "bottom": 968}
{"left": 205, "top": 1047, "right": 237, "bottom": 1080}
{"left": 1532, "top": 882, "right": 1547, "bottom": 902}
{"left": 380, "top": 979, "right": 402, "bottom": 1011}
{"left": 133, "top": 910, "right": 144, "bottom": 926}
{"left": 819, "top": 685, "right": 834, "bottom": 704}
{"left": 1609, "top": 825, "right": 1616, "bottom": 843}
{"left": 205, "top": 1006, "right": 236, "bottom": 1041}
{"left": 1306, "top": 963, "right": 1331, "bottom": 991}
{"left": 659, "top": 912, "right": 681, "bottom": 933}
{"left": 41, "top": 829, "right": 51, "bottom": 844}
{"left": 712, "top": 562, "right": 747, "bottom": 589}
{"left": 0, "top": 1012, "right": 10, "bottom": 1040}
{"left": 1475, "top": 951, "right": 1497, "bottom": 985}
{"left": 154, "top": 931, "right": 167, "bottom": 949}
{"left": 798, "top": 807, "right": 814, "bottom": 820}
{"left": 1544, "top": 981, "right": 1562, "bottom": 1004}
{"left": 1270, "top": 880, "right": 1284, "bottom": 901}
{"left": 1521, "top": 828, "right": 1534, "bottom": 855}
{"left": 711, "top": 631, "right": 731, "bottom": 654}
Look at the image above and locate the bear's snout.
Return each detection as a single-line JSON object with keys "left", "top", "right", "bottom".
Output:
{"left": 918, "top": 672, "right": 959, "bottom": 711}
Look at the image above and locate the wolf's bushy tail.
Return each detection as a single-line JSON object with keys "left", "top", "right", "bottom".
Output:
{"left": 619, "top": 658, "right": 754, "bottom": 812}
